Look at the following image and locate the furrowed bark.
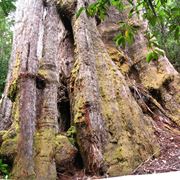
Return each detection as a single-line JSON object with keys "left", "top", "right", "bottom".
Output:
{"left": 68, "top": 0, "right": 159, "bottom": 176}
{"left": 0, "top": 97, "right": 12, "bottom": 130}
{"left": 34, "top": 1, "right": 66, "bottom": 179}
{"left": 70, "top": 0, "right": 106, "bottom": 174}
{"left": 91, "top": 30, "right": 157, "bottom": 177}
{"left": 97, "top": 6, "right": 180, "bottom": 174}
{"left": 98, "top": 6, "right": 180, "bottom": 127}
{"left": 10, "top": 0, "right": 44, "bottom": 178}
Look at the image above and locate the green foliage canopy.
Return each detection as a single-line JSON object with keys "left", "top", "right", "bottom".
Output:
{"left": 77, "top": 0, "right": 180, "bottom": 64}
{"left": 0, "top": 0, "right": 15, "bottom": 97}
{"left": 149, "top": 0, "right": 180, "bottom": 70}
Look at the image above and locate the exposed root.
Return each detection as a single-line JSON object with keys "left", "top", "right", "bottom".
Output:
{"left": 130, "top": 81, "right": 180, "bottom": 130}
{"left": 129, "top": 80, "right": 180, "bottom": 175}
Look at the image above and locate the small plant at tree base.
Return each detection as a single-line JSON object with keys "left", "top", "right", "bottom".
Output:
{"left": 0, "top": 159, "right": 9, "bottom": 179}
{"left": 66, "top": 126, "right": 77, "bottom": 145}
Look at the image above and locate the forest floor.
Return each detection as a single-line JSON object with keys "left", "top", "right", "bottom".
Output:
{"left": 58, "top": 115, "right": 180, "bottom": 180}
{"left": 133, "top": 115, "right": 180, "bottom": 174}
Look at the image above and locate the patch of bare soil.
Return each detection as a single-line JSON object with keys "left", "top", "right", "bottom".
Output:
{"left": 133, "top": 114, "right": 180, "bottom": 174}
{"left": 58, "top": 170, "right": 100, "bottom": 180}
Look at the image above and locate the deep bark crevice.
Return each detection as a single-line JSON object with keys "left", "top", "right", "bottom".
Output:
{"left": 60, "top": 13, "right": 73, "bottom": 36}
{"left": 128, "top": 66, "right": 141, "bottom": 83}
{"left": 74, "top": 151, "right": 84, "bottom": 170}
{"left": 36, "top": 77, "right": 46, "bottom": 90}
{"left": 57, "top": 72, "right": 71, "bottom": 132}
{"left": 56, "top": 151, "right": 84, "bottom": 178}
{"left": 57, "top": 96, "right": 71, "bottom": 132}
{"left": 149, "top": 89, "right": 163, "bottom": 103}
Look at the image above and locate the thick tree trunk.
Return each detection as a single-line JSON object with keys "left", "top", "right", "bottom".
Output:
{"left": 0, "top": 0, "right": 179, "bottom": 179}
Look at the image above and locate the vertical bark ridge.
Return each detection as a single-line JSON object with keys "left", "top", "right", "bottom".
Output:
{"left": 34, "top": 1, "right": 66, "bottom": 179}
{"left": 0, "top": 96, "right": 12, "bottom": 130}
{"left": 70, "top": 0, "right": 107, "bottom": 174}
{"left": 34, "top": 83, "right": 58, "bottom": 180}
{"left": 70, "top": 0, "right": 159, "bottom": 176}
{"left": 11, "top": 0, "right": 44, "bottom": 178}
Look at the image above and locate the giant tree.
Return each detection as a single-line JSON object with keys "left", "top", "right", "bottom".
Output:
{"left": 0, "top": 0, "right": 179, "bottom": 179}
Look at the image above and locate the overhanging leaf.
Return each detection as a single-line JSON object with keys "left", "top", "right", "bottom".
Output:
{"left": 76, "top": 7, "right": 85, "bottom": 19}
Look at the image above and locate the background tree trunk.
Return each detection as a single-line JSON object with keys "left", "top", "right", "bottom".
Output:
{"left": 0, "top": 0, "right": 179, "bottom": 179}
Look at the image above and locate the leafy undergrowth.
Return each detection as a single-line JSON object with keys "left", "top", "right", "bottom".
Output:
{"left": 0, "top": 159, "right": 9, "bottom": 179}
